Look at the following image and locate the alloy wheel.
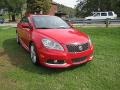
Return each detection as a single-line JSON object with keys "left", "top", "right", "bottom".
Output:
{"left": 30, "top": 44, "right": 37, "bottom": 64}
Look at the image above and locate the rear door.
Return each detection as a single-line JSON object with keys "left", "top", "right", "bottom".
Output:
{"left": 101, "top": 12, "right": 107, "bottom": 19}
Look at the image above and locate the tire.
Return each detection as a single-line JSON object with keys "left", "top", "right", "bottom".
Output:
{"left": 30, "top": 43, "right": 39, "bottom": 65}
{"left": 87, "top": 19, "right": 92, "bottom": 24}
{"left": 87, "top": 19, "right": 91, "bottom": 20}
{"left": 16, "top": 33, "right": 20, "bottom": 44}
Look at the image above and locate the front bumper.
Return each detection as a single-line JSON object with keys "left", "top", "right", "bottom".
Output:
{"left": 37, "top": 47, "right": 94, "bottom": 68}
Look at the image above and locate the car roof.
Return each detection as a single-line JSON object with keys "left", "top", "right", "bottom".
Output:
{"left": 93, "top": 11, "right": 114, "bottom": 13}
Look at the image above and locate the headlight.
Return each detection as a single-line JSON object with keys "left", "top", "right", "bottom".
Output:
{"left": 42, "top": 39, "right": 64, "bottom": 51}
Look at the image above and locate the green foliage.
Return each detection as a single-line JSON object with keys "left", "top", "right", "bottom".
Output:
{"left": 0, "top": 0, "right": 26, "bottom": 21}
{"left": 27, "top": 0, "right": 51, "bottom": 14}
{"left": 76, "top": 0, "right": 120, "bottom": 17}
{"left": 0, "top": 0, "right": 26, "bottom": 13}
{"left": 0, "top": 0, "right": 5, "bottom": 8}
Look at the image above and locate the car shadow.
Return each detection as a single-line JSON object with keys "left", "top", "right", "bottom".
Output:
{"left": 3, "top": 38, "right": 86, "bottom": 75}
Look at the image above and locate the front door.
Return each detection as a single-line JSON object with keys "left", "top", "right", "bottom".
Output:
{"left": 18, "top": 17, "right": 32, "bottom": 49}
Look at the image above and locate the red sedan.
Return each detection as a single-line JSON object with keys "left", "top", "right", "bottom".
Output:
{"left": 16, "top": 15, "right": 94, "bottom": 68}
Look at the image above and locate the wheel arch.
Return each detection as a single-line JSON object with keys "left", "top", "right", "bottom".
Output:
{"left": 29, "top": 41, "right": 34, "bottom": 49}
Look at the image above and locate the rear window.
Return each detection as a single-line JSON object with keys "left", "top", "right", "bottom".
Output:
{"left": 108, "top": 12, "right": 113, "bottom": 16}
{"left": 101, "top": 13, "right": 107, "bottom": 16}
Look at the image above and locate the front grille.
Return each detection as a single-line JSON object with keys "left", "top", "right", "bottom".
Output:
{"left": 66, "top": 43, "right": 89, "bottom": 53}
{"left": 72, "top": 56, "right": 87, "bottom": 63}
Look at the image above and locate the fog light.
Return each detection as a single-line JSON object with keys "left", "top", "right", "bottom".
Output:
{"left": 47, "top": 60, "right": 65, "bottom": 64}
{"left": 89, "top": 55, "right": 93, "bottom": 60}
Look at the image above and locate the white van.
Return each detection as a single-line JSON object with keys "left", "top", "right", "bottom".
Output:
{"left": 85, "top": 11, "right": 117, "bottom": 20}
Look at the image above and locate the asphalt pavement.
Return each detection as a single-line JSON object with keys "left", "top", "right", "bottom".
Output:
{"left": 0, "top": 23, "right": 17, "bottom": 27}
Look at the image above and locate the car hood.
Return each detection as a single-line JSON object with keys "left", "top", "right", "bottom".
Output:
{"left": 36, "top": 28, "right": 89, "bottom": 44}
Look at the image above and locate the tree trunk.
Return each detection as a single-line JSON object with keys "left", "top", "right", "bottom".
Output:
{"left": 20, "top": 12, "right": 22, "bottom": 19}
{"left": 8, "top": 11, "right": 11, "bottom": 22}
{"left": 12, "top": 14, "right": 16, "bottom": 22}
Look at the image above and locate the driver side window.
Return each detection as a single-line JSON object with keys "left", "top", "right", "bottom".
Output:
{"left": 94, "top": 13, "right": 100, "bottom": 17}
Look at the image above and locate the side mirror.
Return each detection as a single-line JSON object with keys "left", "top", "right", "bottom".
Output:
{"left": 21, "top": 23, "right": 33, "bottom": 30}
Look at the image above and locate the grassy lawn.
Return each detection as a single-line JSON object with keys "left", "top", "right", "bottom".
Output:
{"left": 0, "top": 26, "right": 120, "bottom": 90}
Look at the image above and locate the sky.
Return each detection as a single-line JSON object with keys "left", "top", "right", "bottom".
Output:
{"left": 53, "top": 0, "right": 77, "bottom": 8}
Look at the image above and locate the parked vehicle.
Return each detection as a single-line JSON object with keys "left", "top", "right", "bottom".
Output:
{"left": 16, "top": 15, "right": 94, "bottom": 68}
{"left": 85, "top": 11, "right": 117, "bottom": 20}
{"left": 0, "top": 18, "right": 4, "bottom": 24}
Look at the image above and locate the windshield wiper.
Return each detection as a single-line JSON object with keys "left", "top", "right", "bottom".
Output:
{"left": 36, "top": 27, "right": 70, "bottom": 29}
{"left": 57, "top": 27, "right": 69, "bottom": 29}
{"left": 36, "top": 27, "right": 52, "bottom": 29}
{"left": 57, "top": 26, "right": 69, "bottom": 29}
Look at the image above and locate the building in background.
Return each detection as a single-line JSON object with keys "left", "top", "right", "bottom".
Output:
{"left": 49, "top": 1, "right": 58, "bottom": 15}
{"left": 49, "top": 1, "right": 67, "bottom": 18}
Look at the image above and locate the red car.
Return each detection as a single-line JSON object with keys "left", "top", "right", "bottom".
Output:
{"left": 16, "top": 15, "right": 94, "bottom": 68}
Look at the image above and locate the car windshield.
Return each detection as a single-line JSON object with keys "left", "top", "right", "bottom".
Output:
{"left": 33, "top": 16, "right": 71, "bottom": 29}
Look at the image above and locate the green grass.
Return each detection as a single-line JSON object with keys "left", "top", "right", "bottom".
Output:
{"left": 0, "top": 27, "right": 120, "bottom": 90}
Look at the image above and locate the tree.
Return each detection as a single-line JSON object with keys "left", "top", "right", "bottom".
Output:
{"left": 76, "top": 0, "right": 120, "bottom": 17}
{"left": 6, "top": 0, "right": 26, "bottom": 21}
{"left": 0, "top": 0, "right": 5, "bottom": 9}
{"left": 27, "top": 0, "right": 51, "bottom": 14}
{"left": 0, "top": 0, "right": 26, "bottom": 21}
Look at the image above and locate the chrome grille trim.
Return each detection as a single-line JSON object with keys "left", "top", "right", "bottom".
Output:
{"left": 66, "top": 43, "right": 89, "bottom": 53}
